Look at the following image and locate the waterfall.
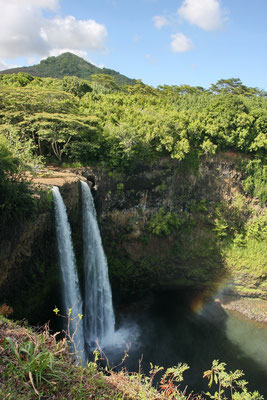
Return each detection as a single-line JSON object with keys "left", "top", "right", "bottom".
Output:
{"left": 52, "top": 186, "right": 85, "bottom": 360}
{"left": 80, "top": 181, "right": 115, "bottom": 349}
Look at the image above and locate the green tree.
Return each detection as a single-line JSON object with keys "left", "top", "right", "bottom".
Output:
{"left": 18, "top": 113, "right": 100, "bottom": 162}
{"left": 90, "top": 74, "right": 119, "bottom": 92}
{"left": 210, "top": 78, "right": 259, "bottom": 96}
{"left": 0, "top": 135, "right": 36, "bottom": 221}
{"left": 62, "top": 76, "right": 92, "bottom": 98}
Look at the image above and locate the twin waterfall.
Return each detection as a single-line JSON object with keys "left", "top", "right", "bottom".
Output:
{"left": 52, "top": 182, "right": 115, "bottom": 360}
{"left": 52, "top": 186, "right": 85, "bottom": 357}
{"left": 80, "top": 181, "right": 115, "bottom": 348}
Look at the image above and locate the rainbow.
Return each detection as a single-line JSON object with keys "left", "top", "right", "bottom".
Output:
{"left": 189, "top": 277, "right": 231, "bottom": 315}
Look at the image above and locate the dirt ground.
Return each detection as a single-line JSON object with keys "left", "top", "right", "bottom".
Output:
{"left": 28, "top": 167, "right": 87, "bottom": 188}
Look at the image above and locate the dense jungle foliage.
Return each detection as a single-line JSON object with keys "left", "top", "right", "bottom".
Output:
{"left": 0, "top": 71, "right": 266, "bottom": 288}
{"left": 0, "top": 72, "right": 266, "bottom": 215}
{"left": 0, "top": 65, "right": 266, "bottom": 399}
{"left": 1, "top": 73, "right": 266, "bottom": 165}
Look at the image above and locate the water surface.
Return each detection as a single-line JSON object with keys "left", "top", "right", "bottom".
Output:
{"left": 105, "top": 290, "right": 267, "bottom": 397}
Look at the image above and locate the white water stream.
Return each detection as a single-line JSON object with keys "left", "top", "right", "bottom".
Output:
{"left": 52, "top": 186, "right": 85, "bottom": 360}
{"left": 80, "top": 181, "right": 115, "bottom": 349}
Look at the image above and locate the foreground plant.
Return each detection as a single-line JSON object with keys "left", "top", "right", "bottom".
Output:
{"left": 203, "top": 360, "right": 263, "bottom": 400}
{"left": 0, "top": 316, "right": 121, "bottom": 399}
{"left": 53, "top": 306, "right": 84, "bottom": 360}
{"left": 0, "top": 314, "right": 264, "bottom": 400}
{"left": 3, "top": 334, "right": 65, "bottom": 396}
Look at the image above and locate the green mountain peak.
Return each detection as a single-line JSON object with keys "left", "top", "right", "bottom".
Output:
{"left": 0, "top": 52, "right": 136, "bottom": 86}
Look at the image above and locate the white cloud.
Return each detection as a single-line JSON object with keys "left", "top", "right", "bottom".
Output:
{"left": 0, "top": 58, "right": 19, "bottom": 70}
{"left": 170, "top": 33, "right": 194, "bottom": 53}
{"left": 48, "top": 49, "right": 89, "bottom": 59}
{"left": 0, "top": 59, "right": 18, "bottom": 71}
{"left": 153, "top": 15, "right": 170, "bottom": 29}
{"left": 178, "top": 0, "right": 223, "bottom": 31}
{"left": 0, "top": 0, "right": 108, "bottom": 60}
{"left": 44, "top": 17, "right": 107, "bottom": 52}
{"left": 3, "top": 0, "right": 59, "bottom": 10}
{"left": 0, "top": 60, "right": 6, "bottom": 70}
{"left": 0, "top": 2, "right": 49, "bottom": 58}
{"left": 27, "top": 0, "right": 59, "bottom": 10}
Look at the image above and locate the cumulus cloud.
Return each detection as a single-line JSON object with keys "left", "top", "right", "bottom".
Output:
{"left": 0, "top": 60, "right": 6, "bottom": 70}
{"left": 178, "top": 0, "right": 223, "bottom": 31}
{"left": 0, "top": 0, "right": 108, "bottom": 60}
{"left": 0, "top": 59, "right": 18, "bottom": 71}
{"left": 43, "top": 17, "right": 107, "bottom": 52}
{"left": 0, "top": 2, "right": 49, "bottom": 58}
{"left": 47, "top": 48, "right": 89, "bottom": 59}
{"left": 4, "top": 0, "right": 59, "bottom": 10}
{"left": 170, "top": 33, "right": 194, "bottom": 53}
{"left": 28, "top": 0, "right": 59, "bottom": 10}
{"left": 153, "top": 15, "right": 170, "bottom": 29}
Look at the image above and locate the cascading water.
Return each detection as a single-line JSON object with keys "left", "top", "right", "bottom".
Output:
{"left": 52, "top": 186, "right": 85, "bottom": 360}
{"left": 80, "top": 181, "right": 115, "bottom": 349}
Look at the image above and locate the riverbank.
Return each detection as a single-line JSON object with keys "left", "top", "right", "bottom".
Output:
{"left": 218, "top": 296, "right": 267, "bottom": 323}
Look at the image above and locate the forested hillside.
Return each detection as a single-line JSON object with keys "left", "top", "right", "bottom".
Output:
{"left": 0, "top": 69, "right": 266, "bottom": 399}
{"left": 0, "top": 72, "right": 266, "bottom": 302}
{"left": 0, "top": 72, "right": 266, "bottom": 200}
{"left": 0, "top": 52, "right": 137, "bottom": 87}
{"left": 1, "top": 73, "right": 266, "bottom": 168}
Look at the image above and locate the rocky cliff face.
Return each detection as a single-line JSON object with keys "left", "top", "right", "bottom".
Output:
{"left": 0, "top": 171, "right": 84, "bottom": 323}
{"left": 84, "top": 153, "right": 266, "bottom": 306}
{"left": 87, "top": 155, "right": 231, "bottom": 301}
{"left": 0, "top": 155, "right": 265, "bottom": 322}
{"left": 0, "top": 206, "right": 58, "bottom": 322}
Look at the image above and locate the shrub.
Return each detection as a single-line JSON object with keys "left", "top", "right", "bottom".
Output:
{"left": 148, "top": 208, "right": 186, "bottom": 236}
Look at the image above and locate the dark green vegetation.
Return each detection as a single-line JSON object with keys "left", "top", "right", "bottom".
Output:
{"left": 0, "top": 122, "right": 50, "bottom": 222}
{"left": 0, "top": 314, "right": 264, "bottom": 399}
{"left": 0, "top": 65, "right": 266, "bottom": 396}
{"left": 0, "top": 52, "right": 136, "bottom": 87}
{"left": 1, "top": 71, "right": 266, "bottom": 173}
{"left": 97, "top": 155, "right": 266, "bottom": 304}
{"left": 0, "top": 69, "right": 266, "bottom": 298}
{"left": 0, "top": 314, "right": 122, "bottom": 399}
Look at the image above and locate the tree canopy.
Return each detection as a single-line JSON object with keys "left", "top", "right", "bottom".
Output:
{"left": 0, "top": 74, "right": 266, "bottom": 173}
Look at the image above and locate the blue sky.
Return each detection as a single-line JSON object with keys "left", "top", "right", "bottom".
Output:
{"left": 0, "top": 0, "right": 266, "bottom": 90}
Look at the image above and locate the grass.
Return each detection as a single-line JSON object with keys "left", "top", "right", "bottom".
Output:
{"left": 0, "top": 315, "right": 121, "bottom": 399}
{"left": 0, "top": 313, "right": 264, "bottom": 400}
{"left": 223, "top": 234, "right": 267, "bottom": 297}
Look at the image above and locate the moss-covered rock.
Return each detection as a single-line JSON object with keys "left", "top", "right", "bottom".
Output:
{"left": 0, "top": 154, "right": 266, "bottom": 322}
